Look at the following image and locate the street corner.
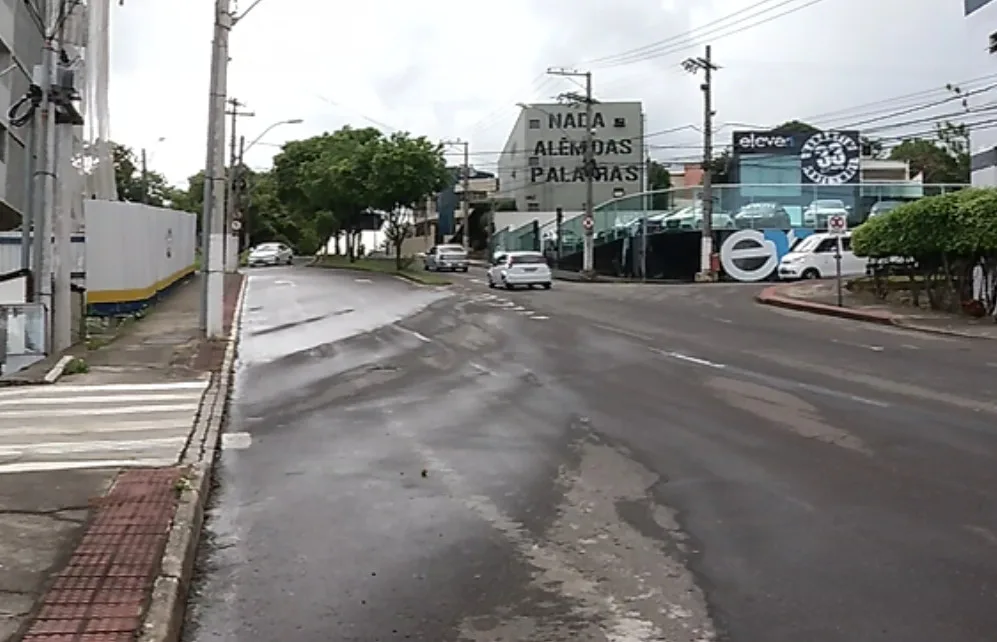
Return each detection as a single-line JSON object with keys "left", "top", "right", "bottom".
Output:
{"left": 755, "top": 281, "right": 896, "bottom": 325}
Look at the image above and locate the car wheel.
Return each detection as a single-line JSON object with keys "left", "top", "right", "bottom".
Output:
{"left": 504, "top": 279, "right": 513, "bottom": 290}
{"left": 461, "top": 267, "right": 468, "bottom": 272}
{"left": 488, "top": 277, "right": 496, "bottom": 288}
{"left": 802, "top": 268, "right": 820, "bottom": 280}
{"left": 542, "top": 283, "right": 551, "bottom": 290}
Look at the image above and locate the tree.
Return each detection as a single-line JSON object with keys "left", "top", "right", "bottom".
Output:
{"left": 888, "top": 128, "right": 969, "bottom": 184}
{"left": 647, "top": 160, "right": 672, "bottom": 210}
{"left": 773, "top": 120, "right": 820, "bottom": 135}
{"left": 368, "top": 132, "right": 450, "bottom": 268}
{"left": 111, "top": 142, "right": 171, "bottom": 206}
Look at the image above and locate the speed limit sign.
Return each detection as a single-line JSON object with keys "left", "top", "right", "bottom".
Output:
{"left": 582, "top": 216, "right": 594, "bottom": 232}
{"left": 827, "top": 214, "right": 847, "bottom": 236}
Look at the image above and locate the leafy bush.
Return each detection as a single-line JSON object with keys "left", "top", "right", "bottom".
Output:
{"left": 851, "top": 188, "right": 997, "bottom": 313}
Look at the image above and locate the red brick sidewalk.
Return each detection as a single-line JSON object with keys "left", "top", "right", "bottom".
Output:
{"left": 14, "top": 273, "right": 245, "bottom": 642}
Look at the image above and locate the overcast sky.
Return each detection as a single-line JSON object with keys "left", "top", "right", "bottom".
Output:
{"left": 109, "top": 0, "right": 975, "bottom": 187}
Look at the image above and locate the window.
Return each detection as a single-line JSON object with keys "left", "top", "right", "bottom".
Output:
{"left": 529, "top": 119, "right": 541, "bottom": 129}
{"left": 816, "top": 238, "right": 838, "bottom": 253}
{"left": 614, "top": 117, "right": 626, "bottom": 128}
{"left": 527, "top": 202, "right": 540, "bottom": 211}
{"left": 840, "top": 237, "right": 852, "bottom": 251}
{"left": 510, "top": 253, "right": 546, "bottom": 265}
{"left": 0, "top": 123, "right": 7, "bottom": 164}
{"left": 528, "top": 156, "right": 539, "bottom": 167}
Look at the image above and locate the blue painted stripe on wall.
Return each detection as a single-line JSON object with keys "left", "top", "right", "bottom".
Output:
{"left": 966, "top": 0, "right": 994, "bottom": 15}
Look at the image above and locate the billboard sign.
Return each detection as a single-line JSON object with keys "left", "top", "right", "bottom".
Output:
{"left": 799, "top": 131, "right": 861, "bottom": 185}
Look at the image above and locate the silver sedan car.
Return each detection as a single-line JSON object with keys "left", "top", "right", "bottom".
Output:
{"left": 423, "top": 244, "right": 469, "bottom": 272}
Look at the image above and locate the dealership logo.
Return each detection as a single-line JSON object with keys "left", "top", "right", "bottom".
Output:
{"left": 720, "top": 229, "right": 815, "bottom": 282}
{"left": 800, "top": 131, "right": 860, "bottom": 185}
{"left": 733, "top": 132, "right": 796, "bottom": 153}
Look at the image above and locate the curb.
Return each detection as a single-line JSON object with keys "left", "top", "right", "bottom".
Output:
{"left": 42, "top": 355, "right": 75, "bottom": 383}
{"left": 137, "top": 274, "right": 248, "bottom": 642}
{"left": 756, "top": 285, "right": 997, "bottom": 340}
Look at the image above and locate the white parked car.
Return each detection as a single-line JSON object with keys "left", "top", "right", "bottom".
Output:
{"left": 803, "top": 199, "right": 850, "bottom": 228}
{"left": 247, "top": 242, "right": 293, "bottom": 267}
{"left": 778, "top": 232, "right": 867, "bottom": 280}
{"left": 424, "top": 244, "right": 469, "bottom": 272}
{"left": 487, "top": 251, "right": 552, "bottom": 290}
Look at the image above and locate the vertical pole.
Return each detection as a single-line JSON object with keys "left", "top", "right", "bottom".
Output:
{"left": 700, "top": 45, "right": 715, "bottom": 281}
{"left": 140, "top": 148, "right": 148, "bottom": 204}
{"left": 224, "top": 98, "right": 238, "bottom": 272}
{"left": 582, "top": 71, "right": 594, "bottom": 274}
{"left": 201, "top": 0, "right": 230, "bottom": 338}
{"left": 50, "top": 5, "right": 71, "bottom": 353}
{"left": 33, "top": 0, "right": 59, "bottom": 351}
{"left": 461, "top": 141, "right": 470, "bottom": 249}
{"left": 21, "top": 115, "right": 37, "bottom": 271}
{"left": 237, "top": 134, "right": 246, "bottom": 251}
{"left": 835, "top": 236, "right": 844, "bottom": 307}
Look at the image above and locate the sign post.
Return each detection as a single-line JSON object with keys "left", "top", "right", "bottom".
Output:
{"left": 827, "top": 214, "right": 848, "bottom": 307}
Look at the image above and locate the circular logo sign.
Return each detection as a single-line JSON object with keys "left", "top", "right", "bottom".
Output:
{"left": 799, "top": 131, "right": 860, "bottom": 185}
{"left": 720, "top": 229, "right": 778, "bottom": 282}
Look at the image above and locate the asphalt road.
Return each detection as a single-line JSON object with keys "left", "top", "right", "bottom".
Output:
{"left": 183, "top": 265, "right": 997, "bottom": 642}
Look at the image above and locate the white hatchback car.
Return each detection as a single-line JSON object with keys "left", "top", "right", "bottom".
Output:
{"left": 778, "top": 232, "right": 867, "bottom": 280}
{"left": 487, "top": 251, "right": 552, "bottom": 290}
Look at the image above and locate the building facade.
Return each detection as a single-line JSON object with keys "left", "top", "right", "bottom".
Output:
{"left": 0, "top": 0, "right": 45, "bottom": 230}
{"left": 497, "top": 101, "right": 644, "bottom": 212}
{"left": 965, "top": 0, "right": 997, "bottom": 186}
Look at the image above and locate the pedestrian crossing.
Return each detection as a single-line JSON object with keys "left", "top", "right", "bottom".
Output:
{"left": 0, "top": 379, "right": 209, "bottom": 474}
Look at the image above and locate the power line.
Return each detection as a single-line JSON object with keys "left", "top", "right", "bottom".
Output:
{"left": 585, "top": 0, "right": 826, "bottom": 70}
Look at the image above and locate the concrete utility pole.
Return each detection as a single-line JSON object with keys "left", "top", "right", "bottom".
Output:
{"left": 201, "top": 0, "right": 232, "bottom": 337}
{"left": 683, "top": 46, "right": 719, "bottom": 282}
{"left": 234, "top": 134, "right": 246, "bottom": 250}
{"left": 547, "top": 67, "right": 596, "bottom": 274}
{"left": 224, "top": 98, "right": 253, "bottom": 271}
{"left": 140, "top": 148, "right": 148, "bottom": 204}
{"left": 441, "top": 139, "right": 470, "bottom": 248}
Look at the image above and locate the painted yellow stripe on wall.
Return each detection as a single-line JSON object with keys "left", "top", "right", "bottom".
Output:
{"left": 87, "top": 265, "right": 197, "bottom": 304}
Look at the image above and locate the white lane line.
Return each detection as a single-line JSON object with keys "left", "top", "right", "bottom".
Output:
{"left": 590, "top": 322, "right": 654, "bottom": 342}
{"left": 654, "top": 349, "right": 726, "bottom": 369}
{"left": 0, "top": 393, "right": 202, "bottom": 407}
{"left": 354, "top": 278, "right": 373, "bottom": 283}
{"left": 394, "top": 325, "right": 432, "bottom": 343}
{"left": 530, "top": 315, "right": 550, "bottom": 320}
{"left": 469, "top": 363, "right": 496, "bottom": 375}
{"left": 222, "top": 432, "right": 252, "bottom": 450}
{"left": 0, "top": 458, "right": 178, "bottom": 475}
{"left": 0, "top": 381, "right": 208, "bottom": 397}
{"left": 0, "top": 404, "right": 199, "bottom": 418}
{"left": 469, "top": 278, "right": 484, "bottom": 284}
{"left": 274, "top": 279, "right": 296, "bottom": 286}
{"left": 0, "top": 436, "right": 187, "bottom": 456}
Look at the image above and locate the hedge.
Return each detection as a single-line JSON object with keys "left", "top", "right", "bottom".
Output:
{"left": 851, "top": 188, "right": 997, "bottom": 313}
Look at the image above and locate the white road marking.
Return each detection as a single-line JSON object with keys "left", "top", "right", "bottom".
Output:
{"left": 590, "top": 322, "right": 655, "bottom": 342}
{"left": 0, "top": 458, "right": 178, "bottom": 474}
{"left": 395, "top": 325, "right": 432, "bottom": 343}
{"left": 530, "top": 315, "right": 549, "bottom": 320}
{"left": 0, "top": 393, "right": 199, "bottom": 407}
{"left": 469, "top": 278, "right": 484, "bottom": 284}
{"left": 0, "top": 381, "right": 207, "bottom": 398}
{"left": 654, "top": 349, "right": 726, "bottom": 369}
{"left": 0, "top": 436, "right": 187, "bottom": 456}
{"left": 469, "top": 363, "right": 495, "bottom": 375}
{"left": 222, "top": 432, "right": 253, "bottom": 450}
{"left": 0, "top": 404, "right": 199, "bottom": 418}
{"left": 274, "top": 279, "right": 295, "bottom": 286}
{"left": 354, "top": 278, "right": 373, "bottom": 283}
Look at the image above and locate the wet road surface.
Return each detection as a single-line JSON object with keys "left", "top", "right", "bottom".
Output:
{"left": 184, "top": 265, "right": 997, "bottom": 642}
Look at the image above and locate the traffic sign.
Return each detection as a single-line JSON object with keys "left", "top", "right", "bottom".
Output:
{"left": 231, "top": 220, "right": 242, "bottom": 231}
{"left": 827, "top": 214, "right": 847, "bottom": 236}
{"left": 582, "top": 216, "right": 594, "bottom": 231}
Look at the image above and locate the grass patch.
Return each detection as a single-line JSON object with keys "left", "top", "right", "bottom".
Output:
{"left": 62, "top": 357, "right": 90, "bottom": 376}
{"left": 311, "top": 255, "right": 451, "bottom": 286}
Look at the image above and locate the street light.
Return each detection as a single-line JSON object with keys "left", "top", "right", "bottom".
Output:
{"left": 243, "top": 118, "right": 303, "bottom": 157}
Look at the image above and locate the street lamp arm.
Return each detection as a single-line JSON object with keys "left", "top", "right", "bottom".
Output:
{"left": 243, "top": 119, "right": 303, "bottom": 156}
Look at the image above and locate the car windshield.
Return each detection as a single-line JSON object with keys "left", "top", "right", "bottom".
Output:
{"left": 792, "top": 235, "right": 823, "bottom": 253}
{"left": 510, "top": 254, "right": 546, "bottom": 265}
{"left": 439, "top": 246, "right": 465, "bottom": 254}
{"left": 254, "top": 244, "right": 280, "bottom": 252}
{"left": 811, "top": 200, "right": 844, "bottom": 208}
{"left": 741, "top": 203, "right": 774, "bottom": 213}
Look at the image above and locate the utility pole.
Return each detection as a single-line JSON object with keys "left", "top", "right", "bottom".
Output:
{"left": 441, "top": 139, "right": 470, "bottom": 248}
{"left": 684, "top": 46, "right": 719, "bottom": 282}
{"left": 201, "top": 0, "right": 232, "bottom": 338}
{"left": 547, "top": 67, "right": 596, "bottom": 275}
{"left": 224, "top": 97, "right": 253, "bottom": 272}
{"left": 140, "top": 148, "right": 149, "bottom": 204}
{"left": 235, "top": 134, "right": 246, "bottom": 251}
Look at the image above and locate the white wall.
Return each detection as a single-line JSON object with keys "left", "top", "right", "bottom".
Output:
{"left": 83, "top": 200, "right": 197, "bottom": 307}
{"left": 0, "top": 273, "right": 26, "bottom": 304}
{"left": 0, "top": 232, "right": 85, "bottom": 275}
{"left": 966, "top": 1, "right": 997, "bottom": 186}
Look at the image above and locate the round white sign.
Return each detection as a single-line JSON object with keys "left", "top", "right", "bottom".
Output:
{"left": 828, "top": 214, "right": 847, "bottom": 233}
{"left": 799, "top": 131, "right": 860, "bottom": 185}
{"left": 582, "top": 216, "right": 594, "bottom": 231}
{"left": 719, "top": 229, "right": 779, "bottom": 282}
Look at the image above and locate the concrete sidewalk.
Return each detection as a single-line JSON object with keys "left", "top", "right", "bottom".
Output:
{"left": 0, "top": 272, "right": 244, "bottom": 642}
{"left": 757, "top": 280, "right": 997, "bottom": 340}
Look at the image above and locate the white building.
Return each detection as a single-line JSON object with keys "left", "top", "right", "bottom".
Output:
{"left": 966, "top": 0, "right": 997, "bottom": 186}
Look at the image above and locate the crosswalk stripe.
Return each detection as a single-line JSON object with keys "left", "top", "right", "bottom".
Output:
{"left": 0, "top": 403, "right": 200, "bottom": 418}
{"left": 0, "top": 381, "right": 209, "bottom": 398}
{"left": 0, "top": 436, "right": 187, "bottom": 456}
{"left": 0, "top": 458, "right": 178, "bottom": 474}
{"left": 0, "top": 393, "right": 203, "bottom": 406}
{"left": 0, "top": 419, "right": 192, "bottom": 437}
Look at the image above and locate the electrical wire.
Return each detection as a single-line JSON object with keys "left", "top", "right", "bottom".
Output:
{"left": 586, "top": 0, "right": 827, "bottom": 70}
{"left": 6, "top": 86, "right": 42, "bottom": 127}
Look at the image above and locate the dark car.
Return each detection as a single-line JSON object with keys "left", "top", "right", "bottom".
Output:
{"left": 867, "top": 200, "right": 905, "bottom": 219}
{"left": 733, "top": 202, "right": 792, "bottom": 229}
